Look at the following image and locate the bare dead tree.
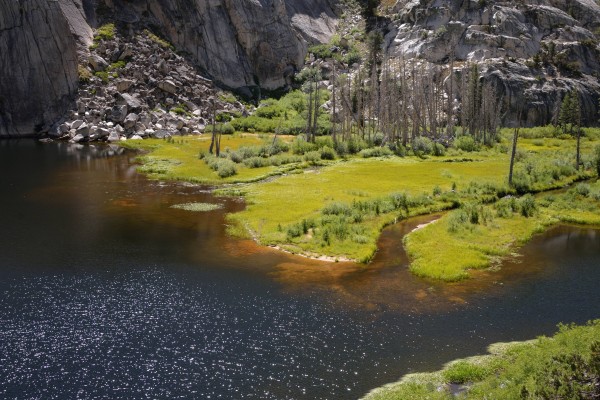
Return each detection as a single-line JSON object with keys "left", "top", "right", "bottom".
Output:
{"left": 509, "top": 102, "right": 524, "bottom": 187}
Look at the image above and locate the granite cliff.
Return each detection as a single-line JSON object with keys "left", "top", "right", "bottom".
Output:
{"left": 0, "top": 0, "right": 79, "bottom": 137}
{"left": 0, "top": 0, "right": 338, "bottom": 137}
{"left": 384, "top": 0, "right": 600, "bottom": 126}
{"left": 1, "top": 0, "right": 599, "bottom": 137}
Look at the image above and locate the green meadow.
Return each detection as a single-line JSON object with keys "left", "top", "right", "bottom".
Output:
{"left": 123, "top": 127, "right": 600, "bottom": 280}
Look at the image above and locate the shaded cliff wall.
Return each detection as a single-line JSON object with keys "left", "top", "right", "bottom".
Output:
{"left": 0, "top": 0, "right": 79, "bottom": 137}
{"left": 104, "top": 0, "right": 338, "bottom": 93}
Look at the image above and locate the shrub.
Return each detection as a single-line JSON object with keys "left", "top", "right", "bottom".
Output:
{"left": 144, "top": 29, "right": 174, "bottom": 49}
{"left": 270, "top": 138, "right": 290, "bottom": 154}
{"left": 94, "top": 71, "right": 112, "bottom": 83}
{"left": 359, "top": 147, "right": 393, "bottom": 158}
{"left": 320, "top": 146, "right": 336, "bottom": 160}
{"left": 412, "top": 136, "right": 434, "bottom": 156}
{"left": 594, "top": 145, "right": 600, "bottom": 176}
{"left": 78, "top": 65, "right": 92, "bottom": 83}
{"left": 205, "top": 156, "right": 237, "bottom": 178}
{"left": 255, "top": 104, "right": 284, "bottom": 119}
{"left": 334, "top": 141, "right": 349, "bottom": 156}
{"left": 524, "top": 341, "right": 600, "bottom": 399}
{"left": 511, "top": 171, "right": 533, "bottom": 193}
{"left": 463, "top": 203, "right": 481, "bottom": 225}
{"left": 432, "top": 142, "right": 446, "bottom": 156}
{"left": 228, "top": 151, "right": 244, "bottom": 164}
{"left": 95, "top": 23, "right": 115, "bottom": 41}
{"left": 389, "top": 142, "right": 407, "bottom": 157}
{"left": 216, "top": 113, "right": 232, "bottom": 122}
{"left": 575, "top": 183, "right": 591, "bottom": 197}
{"left": 292, "top": 138, "right": 317, "bottom": 155}
{"left": 447, "top": 209, "right": 469, "bottom": 233}
{"left": 287, "top": 224, "right": 303, "bottom": 238}
{"left": 372, "top": 132, "right": 385, "bottom": 146}
{"left": 314, "top": 136, "right": 334, "bottom": 149}
{"left": 518, "top": 194, "right": 537, "bottom": 217}
{"left": 454, "top": 135, "right": 478, "bottom": 152}
{"left": 322, "top": 202, "right": 352, "bottom": 216}
{"left": 495, "top": 197, "right": 518, "bottom": 218}
{"left": 270, "top": 154, "right": 302, "bottom": 166}
{"left": 343, "top": 50, "right": 362, "bottom": 66}
{"left": 216, "top": 162, "right": 237, "bottom": 178}
{"left": 347, "top": 137, "right": 368, "bottom": 154}
{"left": 243, "top": 157, "right": 270, "bottom": 168}
{"left": 220, "top": 123, "right": 235, "bottom": 135}
{"left": 303, "top": 151, "right": 322, "bottom": 164}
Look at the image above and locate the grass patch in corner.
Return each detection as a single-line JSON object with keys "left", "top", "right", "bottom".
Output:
{"left": 362, "top": 320, "right": 600, "bottom": 400}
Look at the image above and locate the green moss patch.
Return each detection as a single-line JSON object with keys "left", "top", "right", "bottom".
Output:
{"left": 170, "top": 203, "right": 223, "bottom": 212}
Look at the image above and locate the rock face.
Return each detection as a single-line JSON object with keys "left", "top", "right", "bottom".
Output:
{"left": 0, "top": 0, "right": 338, "bottom": 137}
{"left": 386, "top": 0, "right": 600, "bottom": 126}
{"left": 106, "top": 0, "right": 338, "bottom": 94}
{"left": 0, "top": 0, "right": 79, "bottom": 137}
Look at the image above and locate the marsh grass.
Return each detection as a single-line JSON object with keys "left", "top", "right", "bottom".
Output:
{"left": 121, "top": 135, "right": 295, "bottom": 184}
{"left": 170, "top": 203, "right": 223, "bottom": 212}
{"left": 124, "top": 130, "right": 599, "bottom": 276}
{"left": 362, "top": 320, "right": 600, "bottom": 400}
{"left": 406, "top": 184, "right": 600, "bottom": 281}
{"left": 228, "top": 155, "right": 508, "bottom": 262}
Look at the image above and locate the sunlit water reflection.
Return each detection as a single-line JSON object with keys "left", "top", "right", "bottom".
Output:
{"left": 0, "top": 141, "right": 599, "bottom": 399}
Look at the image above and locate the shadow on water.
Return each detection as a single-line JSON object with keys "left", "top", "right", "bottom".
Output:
{"left": 1, "top": 141, "right": 599, "bottom": 399}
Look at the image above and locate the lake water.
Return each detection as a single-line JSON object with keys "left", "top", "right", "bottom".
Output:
{"left": 0, "top": 141, "right": 599, "bottom": 399}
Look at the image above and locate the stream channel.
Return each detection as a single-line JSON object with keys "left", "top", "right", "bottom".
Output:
{"left": 0, "top": 140, "right": 599, "bottom": 399}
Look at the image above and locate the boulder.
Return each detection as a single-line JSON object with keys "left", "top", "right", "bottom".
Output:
{"left": 153, "top": 129, "right": 171, "bottom": 139}
{"left": 158, "top": 80, "right": 178, "bottom": 94}
{"left": 71, "top": 119, "right": 84, "bottom": 130}
{"left": 97, "top": 127, "right": 110, "bottom": 138}
{"left": 118, "top": 93, "right": 142, "bottom": 110}
{"left": 89, "top": 54, "right": 109, "bottom": 72}
{"left": 70, "top": 133, "right": 86, "bottom": 143}
{"left": 107, "top": 131, "right": 121, "bottom": 142}
{"left": 116, "top": 79, "right": 134, "bottom": 92}
{"left": 75, "top": 123, "right": 90, "bottom": 137}
{"left": 123, "top": 113, "right": 139, "bottom": 130}
{"left": 118, "top": 45, "right": 135, "bottom": 61}
{"left": 110, "top": 105, "right": 128, "bottom": 123}
{"left": 158, "top": 59, "right": 169, "bottom": 75}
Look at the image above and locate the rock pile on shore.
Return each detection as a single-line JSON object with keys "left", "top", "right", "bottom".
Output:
{"left": 53, "top": 29, "right": 246, "bottom": 143}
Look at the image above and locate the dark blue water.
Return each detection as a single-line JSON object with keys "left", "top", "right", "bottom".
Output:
{"left": 0, "top": 141, "right": 599, "bottom": 399}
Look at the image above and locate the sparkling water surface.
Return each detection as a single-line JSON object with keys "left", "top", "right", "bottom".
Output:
{"left": 0, "top": 141, "right": 599, "bottom": 399}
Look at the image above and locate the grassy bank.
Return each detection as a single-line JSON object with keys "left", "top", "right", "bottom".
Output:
{"left": 122, "top": 128, "right": 600, "bottom": 278}
{"left": 120, "top": 134, "right": 305, "bottom": 184}
{"left": 361, "top": 320, "right": 600, "bottom": 400}
{"left": 405, "top": 180, "right": 600, "bottom": 281}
